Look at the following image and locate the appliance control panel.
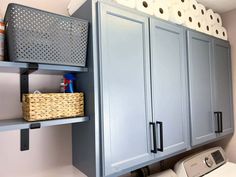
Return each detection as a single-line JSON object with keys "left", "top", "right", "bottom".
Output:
{"left": 174, "top": 147, "right": 226, "bottom": 177}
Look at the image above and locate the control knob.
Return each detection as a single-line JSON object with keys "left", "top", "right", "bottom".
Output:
{"left": 205, "top": 157, "right": 214, "bottom": 168}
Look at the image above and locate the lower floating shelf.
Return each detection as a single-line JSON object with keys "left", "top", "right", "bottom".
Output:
{"left": 0, "top": 116, "right": 89, "bottom": 132}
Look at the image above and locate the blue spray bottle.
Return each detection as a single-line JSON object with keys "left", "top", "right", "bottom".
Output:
{"left": 64, "top": 73, "right": 76, "bottom": 93}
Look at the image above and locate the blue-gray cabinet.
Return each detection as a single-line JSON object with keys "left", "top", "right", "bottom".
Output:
{"left": 98, "top": 3, "right": 154, "bottom": 176}
{"left": 71, "top": 1, "right": 234, "bottom": 177}
{"left": 188, "top": 30, "right": 233, "bottom": 146}
{"left": 150, "top": 19, "right": 190, "bottom": 157}
{"left": 213, "top": 39, "right": 234, "bottom": 137}
{"left": 187, "top": 31, "right": 216, "bottom": 146}
{"left": 98, "top": 3, "right": 191, "bottom": 176}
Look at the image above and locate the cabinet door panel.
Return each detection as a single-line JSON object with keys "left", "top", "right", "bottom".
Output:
{"left": 150, "top": 19, "right": 189, "bottom": 157}
{"left": 98, "top": 3, "right": 153, "bottom": 176}
{"left": 187, "top": 31, "right": 216, "bottom": 146}
{"left": 213, "top": 39, "right": 234, "bottom": 136}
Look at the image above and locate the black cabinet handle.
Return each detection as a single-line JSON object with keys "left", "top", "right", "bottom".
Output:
{"left": 219, "top": 112, "right": 223, "bottom": 133}
{"left": 215, "top": 112, "right": 223, "bottom": 133}
{"left": 156, "top": 121, "right": 164, "bottom": 152}
{"left": 214, "top": 112, "right": 221, "bottom": 133}
{"left": 150, "top": 122, "right": 157, "bottom": 154}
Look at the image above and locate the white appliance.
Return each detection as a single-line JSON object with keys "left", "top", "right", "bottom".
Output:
{"left": 174, "top": 147, "right": 236, "bottom": 177}
{"left": 149, "top": 169, "right": 178, "bottom": 177}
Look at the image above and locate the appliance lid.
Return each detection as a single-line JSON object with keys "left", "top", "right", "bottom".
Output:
{"left": 204, "top": 162, "right": 236, "bottom": 177}
{"left": 149, "top": 169, "right": 178, "bottom": 177}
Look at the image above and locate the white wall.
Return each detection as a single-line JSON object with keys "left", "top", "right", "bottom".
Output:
{"left": 0, "top": 1, "right": 76, "bottom": 177}
{"left": 0, "top": 0, "right": 71, "bottom": 17}
{"left": 221, "top": 9, "right": 236, "bottom": 163}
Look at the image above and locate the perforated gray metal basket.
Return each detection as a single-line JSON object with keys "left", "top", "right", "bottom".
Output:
{"left": 4, "top": 3, "right": 88, "bottom": 67}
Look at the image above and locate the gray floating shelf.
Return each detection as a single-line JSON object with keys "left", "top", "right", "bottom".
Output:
{"left": 0, "top": 117, "right": 89, "bottom": 132}
{"left": 0, "top": 61, "right": 88, "bottom": 74}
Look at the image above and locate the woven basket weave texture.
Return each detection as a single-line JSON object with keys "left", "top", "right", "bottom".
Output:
{"left": 22, "top": 93, "right": 84, "bottom": 121}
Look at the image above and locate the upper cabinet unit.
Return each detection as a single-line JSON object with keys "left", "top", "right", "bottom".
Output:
{"left": 98, "top": 3, "right": 190, "bottom": 176}
{"left": 72, "top": 2, "right": 234, "bottom": 177}
{"left": 98, "top": 3, "right": 154, "bottom": 176}
{"left": 150, "top": 18, "right": 190, "bottom": 157}
{"left": 187, "top": 30, "right": 233, "bottom": 146}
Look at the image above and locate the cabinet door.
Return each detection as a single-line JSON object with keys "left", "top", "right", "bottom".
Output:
{"left": 150, "top": 19, "right": 189, "bottom": 157}
{"left": 213, "top": 39, "right": 234, "bottom": 137}
{"left": 187, "top": 31, "right": 216, "bottom": 146}
{"left": 98, "top": 3, "right": 154, "bottom": 176}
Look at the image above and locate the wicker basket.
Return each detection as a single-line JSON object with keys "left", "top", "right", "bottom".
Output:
{"left": 22, "top": 93, "right": 84, "bottom": 122}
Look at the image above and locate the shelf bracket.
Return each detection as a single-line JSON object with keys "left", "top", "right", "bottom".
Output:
{"left": 20, "top": 63, "right": 38, "bottom": 151}
{"left": 21, "top": 129, "right": 29, "bottom": 151}
{"left": 20, "top": 63, "right": 39, "bottom": 102}
{"left": 20, "top": 123, "right": 41, "bottom": 151}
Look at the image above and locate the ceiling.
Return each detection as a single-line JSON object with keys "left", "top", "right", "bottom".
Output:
{"left": 196, "top": 0, "right": 236, "bottom": 13}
